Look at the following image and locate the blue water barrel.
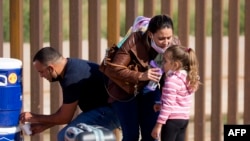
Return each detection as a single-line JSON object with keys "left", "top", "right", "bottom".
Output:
{"left": 0, "top": 58, "right": 22, "bottom": 127}
{"left": 0, "top": 126, "right": 21, "bottom": 141}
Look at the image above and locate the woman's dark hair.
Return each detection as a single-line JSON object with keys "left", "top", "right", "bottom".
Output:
{"left": 147, "top": 14, "right": 174, "bottom": 34}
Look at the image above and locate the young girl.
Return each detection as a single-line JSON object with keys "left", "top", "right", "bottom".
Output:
{"left": 151, "top": 45, "right": 201, "bottom": 141}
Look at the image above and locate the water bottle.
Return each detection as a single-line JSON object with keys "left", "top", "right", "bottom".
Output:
{"left": 145, "top": 60, "right": 163, "bottom": 91}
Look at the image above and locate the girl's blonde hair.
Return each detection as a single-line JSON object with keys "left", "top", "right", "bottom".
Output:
{"left": 165, "top": 45, "right": 201, "bottom": 91}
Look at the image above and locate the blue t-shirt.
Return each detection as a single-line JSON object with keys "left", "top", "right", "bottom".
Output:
{"left": 59, "top": 58, "right": 109, "bottom": 112}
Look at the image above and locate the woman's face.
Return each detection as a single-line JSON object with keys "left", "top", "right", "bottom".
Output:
{"left": 151, "top": 27, "right": 173, "bottom": 49}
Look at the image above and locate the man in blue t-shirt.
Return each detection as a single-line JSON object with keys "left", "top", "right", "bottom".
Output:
{"left": 19, "top": 47, "right": 120, "bottom": 140}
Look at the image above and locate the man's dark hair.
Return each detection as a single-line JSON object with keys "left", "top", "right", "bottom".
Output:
{"left": 33, "top": 47, "right": 62, "bottom": 65}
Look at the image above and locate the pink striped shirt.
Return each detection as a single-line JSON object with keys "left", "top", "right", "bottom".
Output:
{"left": 157, "top": 70, "right": 193, "bottom": 124}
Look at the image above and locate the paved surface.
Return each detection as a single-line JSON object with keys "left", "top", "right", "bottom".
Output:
{"left": 2, "top": 36, "right": 245, "bottom": 141}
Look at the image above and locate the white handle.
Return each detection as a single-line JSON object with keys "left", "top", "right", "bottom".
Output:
{"left": 0, "top": 75, "right": 7, "bottom": 86}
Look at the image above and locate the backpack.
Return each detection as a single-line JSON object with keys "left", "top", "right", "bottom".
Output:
{"left": 99, "top": 16, "right": 150, "bottom": 101}
{"left": 64, "top": 123, "right": 116, "bottom": 141}
{"left": 117, "top": 16, "right": 150, "bottom": 48}
{"left": 102, "top": 16, "right": 150, "bottom": 66}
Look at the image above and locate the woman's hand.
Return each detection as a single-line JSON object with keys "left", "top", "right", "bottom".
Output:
{"left": 139, "top": 68, "right": 162, "bottom": 82}
{"left": 153, "top": 103, "right": 161, "bottom": 112}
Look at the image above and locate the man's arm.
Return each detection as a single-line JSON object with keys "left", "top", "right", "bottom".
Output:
{"left": 20, "top": 101, "right": 78, "bottom": 125}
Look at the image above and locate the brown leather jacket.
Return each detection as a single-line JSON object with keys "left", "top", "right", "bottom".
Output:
{"left": 103, "top": 31, "right": 181, "bottom": 101}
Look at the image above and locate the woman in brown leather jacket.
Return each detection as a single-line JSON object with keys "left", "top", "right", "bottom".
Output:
{"left": 105, "top": 14, "right": 181, "bottom": 141}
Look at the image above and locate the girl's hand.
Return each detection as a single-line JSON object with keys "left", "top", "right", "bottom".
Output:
{"left": 151, "top": 124, "right": 162, "bottom": 140}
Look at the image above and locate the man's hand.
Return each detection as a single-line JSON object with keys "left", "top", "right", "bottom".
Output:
{"left": 30, "top": 123, "right": 52, "bottom": 135}
{"left": 19, "top": 112, "right": 35, "bottom": 123}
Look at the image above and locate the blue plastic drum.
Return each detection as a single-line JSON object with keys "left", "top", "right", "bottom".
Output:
{"left": 0, "top": 126, "right": 21, "bottom": 141}
{"left": 0, "top": 58, "right": 22, "bottom": 127}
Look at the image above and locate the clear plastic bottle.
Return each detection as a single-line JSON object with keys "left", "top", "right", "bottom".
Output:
{"left": 145, "top": 60, "right": 163, "bottom": 91}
